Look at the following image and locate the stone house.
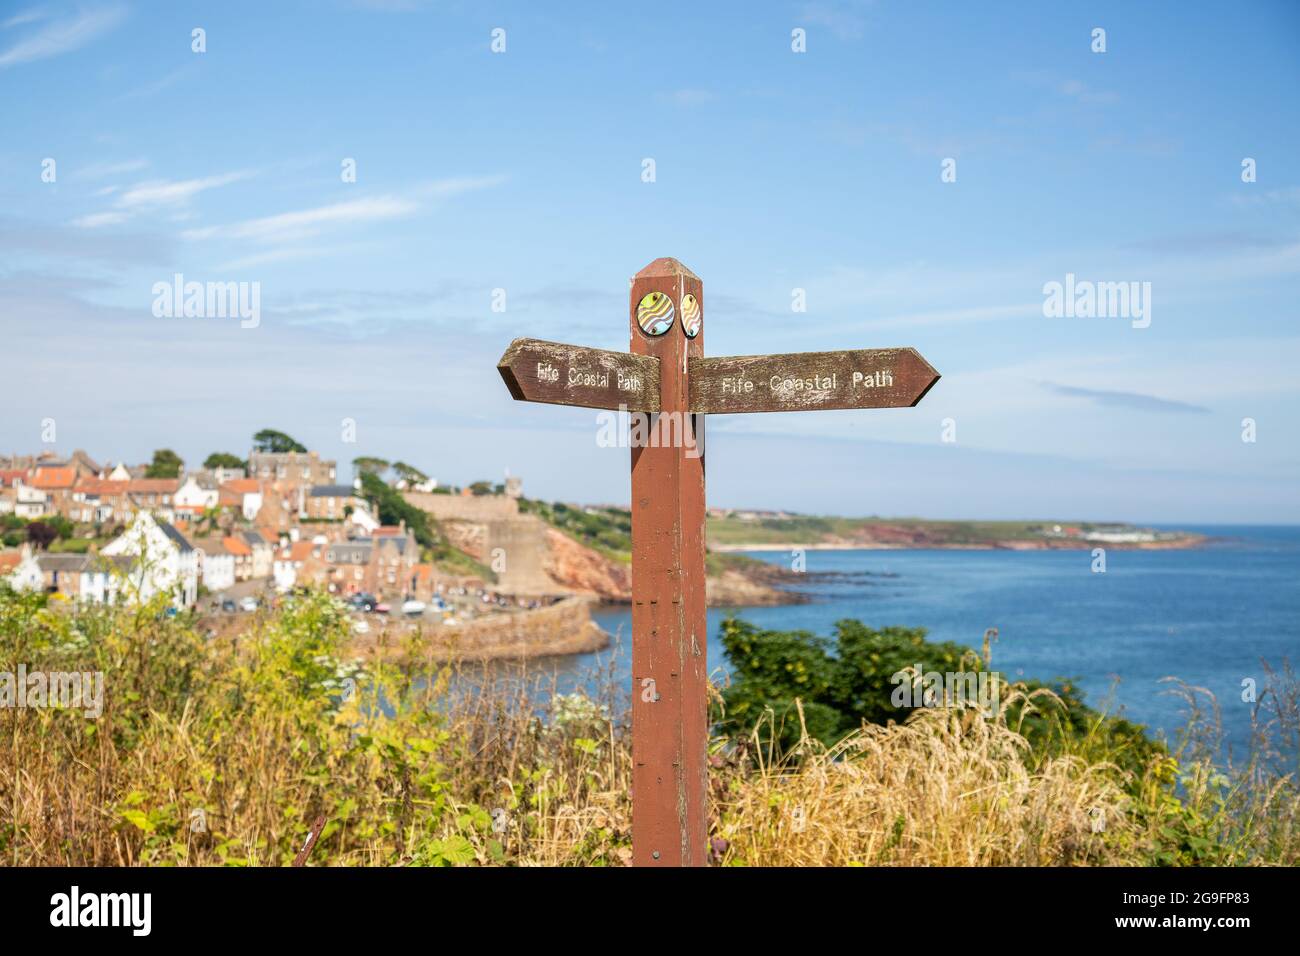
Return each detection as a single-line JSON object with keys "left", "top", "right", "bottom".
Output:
{"left": 248, "top": 450, "right": 336, "bottom": 486}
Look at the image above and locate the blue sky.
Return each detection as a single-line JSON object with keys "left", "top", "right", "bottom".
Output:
{"left": 2, "top": 0, "right": 1297, "bottom": 522}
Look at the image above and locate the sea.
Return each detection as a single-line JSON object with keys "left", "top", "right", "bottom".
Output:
{"left": 536, "top": 525, "right": 1300, "bottom": 761}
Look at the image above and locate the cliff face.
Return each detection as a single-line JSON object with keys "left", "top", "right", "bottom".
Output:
{"left": 540, "top": 528, "right": 798, "bottom": 606}
{"left": 542, "top": 528, "right": 632, "bottom": 600}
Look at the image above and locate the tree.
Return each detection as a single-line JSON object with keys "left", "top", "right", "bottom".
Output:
{"left": 353, "top": 457, "right": 390, "bottom": 478}
{"left": 44, "top": 515, "right": 75, "bottom": 540}
{"left": 252, "top": 429, "right": 307, "bottom": 454}
{"left": 357, "top": 472, "right": 435, "bottom": 548}
{"left": 204, "top": 452, "right": 245, "bottom": 470}
{"left": 145, "top": 449, "right": 183, "bottom": 478}
{"left": 469, "top": 480, "right": 494, "bottom": 496}
{"left": 194, "top": 506, "right": 224, "bottom": 535}
{"left": 26, "top": 521, "right": 58, "bottom": 550}
{"left": 392, "top": 461, "right": 428, "bottom": 485}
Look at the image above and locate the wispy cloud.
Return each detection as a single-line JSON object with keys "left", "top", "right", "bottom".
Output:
{"left": 0, "top": 217, "right": 172, "bottom": 265}
{"left": 116, "top": 172, "right": 250, "bottom": 209}
{"left": 1013, "top": 71, "right": 1119, "bottom": 107}
{"left": 72, "top": 170, "right": 252, "bottom": 228}
{"left": 69, "top": 210, "right": 130, "bottom": 228}
{"left": 1229, "top": 185, "right": 1300, "bottom": 209}
{"left": 0, "top": 4, "right": 125, "bottom": 69}
{"left": 1043, "top": 383, "right": 1210, "bottom": 415}
{"left": 119, "top": 66, "right": 193, "bottom": 100}
{"left": 183, "top": 196, "right": 420, "bottom": 243}
{"left": 2, "top": 9, "right": 49, "bottom": 29}
{"left": 1059, "top": 79, "right": 1119, "bottom": 106}
{"left": 184, "top": 175, "right": 506, "bottom": 244}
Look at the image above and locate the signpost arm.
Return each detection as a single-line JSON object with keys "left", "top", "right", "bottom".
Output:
{"left": 628, "top": 258, "right": 709, "bottom": 866}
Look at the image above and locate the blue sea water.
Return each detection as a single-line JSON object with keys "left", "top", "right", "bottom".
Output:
{"left": 549, "top": 525, "right": 1300, "bottom": 758}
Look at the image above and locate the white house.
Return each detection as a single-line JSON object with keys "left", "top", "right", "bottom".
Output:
{"left": 4, "top": 545, "right": 44, "bottom": 592}
{"left": 193, "top": 538, "right": 236, "bottom": 592}
{"left": 175, "top": 475, "right": 220, "bottom": 512}
{"left": 14, "top": 484, "right": 47, "bottom": 518}
{"left": 77, "top": 561, "right": 124, "bottom": 605}
{"left": 101, "top": 512, "right": 199, "bottom": 608}
{"left": 106, "top": 462, "right": 132, "bottom": 481}
{"left": 272, "top": 551, "right": 297, "bottom": 593}
{"left": 348, "top": 503, "right": 380, "bottom": 534}
{"left": 35, "top": 552, "right": 124, "bottom": 605}
{"left": 218, "top": 480, "right": 263, "bottom": 522}
{"left": 272, "top": 539, "right": 323, "bottom": 593}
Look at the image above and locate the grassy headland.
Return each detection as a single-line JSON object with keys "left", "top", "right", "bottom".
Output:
{"left": 706, "top": 513, "right": 1205, "bottom": 550}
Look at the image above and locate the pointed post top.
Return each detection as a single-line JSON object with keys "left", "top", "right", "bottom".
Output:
{"left": 633, "top": 257, "right": 699, "bottom": 280}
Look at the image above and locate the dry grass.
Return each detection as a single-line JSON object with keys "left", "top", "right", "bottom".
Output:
{"left": 2, "top": 589, "right": 1296, "bottom": 866}
{"left": 711, "top": 701, "right": 1137, "bottom": 866}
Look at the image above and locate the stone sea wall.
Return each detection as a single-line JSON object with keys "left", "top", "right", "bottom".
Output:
{"left": 353, "top": 595, "right": 608, "bottom": 663}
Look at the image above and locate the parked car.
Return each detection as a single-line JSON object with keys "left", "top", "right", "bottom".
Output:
{"left": 401, "top": 599, "right": 426, "bottom": 616}
{"left": 239, "top": 596, "right": 259, "bottom": 613}
{"left": 348, "top": 593, "right": 379, "bottom": 612}
{"left": 220, "top": 599, "right": 237, "bottom": 613}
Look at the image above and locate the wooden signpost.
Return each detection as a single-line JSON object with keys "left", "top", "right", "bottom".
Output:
{"left": 497, "top": 257, "right": 939, "bottom": 866}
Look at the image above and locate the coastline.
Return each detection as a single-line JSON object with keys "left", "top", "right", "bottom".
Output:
{"left": 709, "top": 535, "right": 1208, "bottom": 553}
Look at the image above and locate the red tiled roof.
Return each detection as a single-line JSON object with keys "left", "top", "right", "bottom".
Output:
{"left": 288, "top": 541, "right": 315, "bottom": 561}
{"left": 0, "top": 552, "right": 22, "bottom": 572}
{"left": 0, "top": 470, "right": 26, "bottom": 487}
{"left": 32, "top": 467, "right": 75, "bottom": 489}
{"left": 220, "top": 479, "right": 261, "bottom": 494}
{"left": 126, "top": 479, "right": 180, "bottom": 493}
{"left": 74, "top": 478, "right": 129, "bottom": 495}
{"left": 222, "top": 536, "right": 252, "bottom": 556}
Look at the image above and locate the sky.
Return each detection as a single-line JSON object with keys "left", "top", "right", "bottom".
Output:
{"left": 1, "top": 0, "right": 1297, "bottom": 523}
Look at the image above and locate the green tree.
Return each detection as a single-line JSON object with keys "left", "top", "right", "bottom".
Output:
{"left": 43, "top": 515, "right": 75, "bottom": 540}
{"left": 356, "top": 472, "right": 434, "bottom": 548}
{"left": 468, "top": 480, "right": 494, "bottom": 496}
{"left": 392, "top": 461, "right": 428, "bottom": 484}
{"left": 353, "top": 457, "right": 390, "bottom": 478}
{"left": 252, "top": 429, "right": 307, "bottom": 454}
{"left": 204, "top": 452, "right": 245, "bottom": 470}
{"left": 144, "top": 448, "right": 183, "bottom": 478}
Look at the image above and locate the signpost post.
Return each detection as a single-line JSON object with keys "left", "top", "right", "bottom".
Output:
{"left": 497, "top": 257, "right": 939, "bottom": 866}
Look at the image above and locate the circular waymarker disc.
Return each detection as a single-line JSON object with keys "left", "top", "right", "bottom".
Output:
{"left": 681, "top": 293, "right": 701, "bottom": 338}
{"left": 636, "top": 291, "right": 674, "bottom": 336}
